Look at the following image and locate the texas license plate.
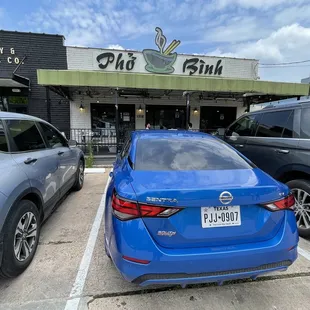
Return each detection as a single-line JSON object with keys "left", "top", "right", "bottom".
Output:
{"left": 201, "top": 206, "right": 241, "bottom": 228}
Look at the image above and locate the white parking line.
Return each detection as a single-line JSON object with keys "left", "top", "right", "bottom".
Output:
{"left": 84, "top": 168, "right": 106, "bottom": 174}
{"left": 64, "top": 172, "right": 111, "bottom": 310}
{"left": 298, "top": 247, "right": 310, "bottom": 261}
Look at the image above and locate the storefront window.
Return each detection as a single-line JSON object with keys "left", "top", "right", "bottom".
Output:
{"left": 146, "top": 105, "right": 186, "bottom": 129}
{"left": 0, "top": 96, "right": 28, "bottom": 114}
{"left": 200, "top": 106, "right": 237, "bottom": 133}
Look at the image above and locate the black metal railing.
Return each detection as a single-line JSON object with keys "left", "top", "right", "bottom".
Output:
{"left": 70, "top": 128, "right": 224, "bottom": 155}
{"left": 70, "top": 128, "right": 117, "bottom": 155}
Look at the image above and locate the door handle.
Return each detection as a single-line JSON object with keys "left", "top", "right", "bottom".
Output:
{"left": 236, "top": 144, "right": 244, "bottom": 148}
{"left": 276, "top": 149, "right": 290, "bottom": 154}
{"left": 58, "top": 151, "right": 64, "bottom": 156}
{"left": 24, "top": 158, "right": 37, "bottom": 165}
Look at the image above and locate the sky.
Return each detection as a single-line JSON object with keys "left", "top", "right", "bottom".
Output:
{"left": 1, "top": 0, "right": 310, "bottom": 83}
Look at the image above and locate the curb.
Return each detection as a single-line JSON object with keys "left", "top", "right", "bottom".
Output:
{"left": 84, "top": 168, "right": 106, "bottom": 174}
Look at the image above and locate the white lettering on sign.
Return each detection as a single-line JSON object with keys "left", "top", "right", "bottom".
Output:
{"left": 0, "top": 47, "right": 22, "bottom": 65}
{"left": 6, "top": 56, "right": 20, "bottom": 64}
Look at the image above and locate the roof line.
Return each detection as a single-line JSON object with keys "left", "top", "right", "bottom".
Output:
{"left": 0, "top": 29, "right": 64, "bottom": 38}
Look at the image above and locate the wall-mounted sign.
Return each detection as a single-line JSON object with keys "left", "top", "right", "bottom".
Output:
{"left": 142, "top": 27, "right": 180, "bottom": 74}
{"left": 0, "top": 47, "right": 22, "bottom": 65}
{"left": 67, "top": 27, "right": 259, "bottom": 80}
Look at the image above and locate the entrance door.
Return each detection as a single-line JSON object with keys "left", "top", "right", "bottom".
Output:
{"left": 146, "top": 105, "right": 186, "bottom": 129}
{"left": 200, "top": 106, "right": 237, "bottom": 134}
{"left": 91, "top": 103, "right": 135, "bottom": 153}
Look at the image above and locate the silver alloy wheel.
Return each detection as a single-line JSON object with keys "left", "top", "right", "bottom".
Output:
{"left": 291, "top": 188, "right": 310, "bottom": 229}
{"left": 79, "top": 162, "right": 84, "bottom": 185}
{"left": 14, "top": 212, "right": 37, "bottom": 262}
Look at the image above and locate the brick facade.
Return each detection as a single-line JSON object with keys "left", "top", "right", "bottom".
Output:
{"left": 0, "top": 30, "right": 69, "bottom": 132}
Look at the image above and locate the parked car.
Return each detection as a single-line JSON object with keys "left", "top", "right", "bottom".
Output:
{"left": 104, "top": 130, "right": 298, "bottom": 286}
{"left": 223, "top": 97, "right": 310, "bottom": 237}
{"left": 0, "top": 112, "right": 84, "bottom": 278}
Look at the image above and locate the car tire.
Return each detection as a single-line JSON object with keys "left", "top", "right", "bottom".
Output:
{"left": 0, "top": 200, "right": 41, "bottom": 278}
{"left": 72, "top": 159, "right": 84, "bottom": 191}
{"left": 286, "top": 179, "right": 310, "bottom": 238}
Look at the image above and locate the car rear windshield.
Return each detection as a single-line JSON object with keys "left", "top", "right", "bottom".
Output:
{"left": 135, "top": 138, "right": 253, "bottom": 171}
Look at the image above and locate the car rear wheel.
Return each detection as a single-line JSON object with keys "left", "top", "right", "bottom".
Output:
{"left": 72, "top": 159, "right": 84, "bottom": 191}
{"left": 287, "top": 179, "right": 310, "bottom": 238}
{"left": 0, "top": 200, "right": 40, "bottom": 278}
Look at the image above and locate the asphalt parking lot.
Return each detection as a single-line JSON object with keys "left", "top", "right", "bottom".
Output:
{"left": 1, "top": 171, "right": 310, "bottom": 310}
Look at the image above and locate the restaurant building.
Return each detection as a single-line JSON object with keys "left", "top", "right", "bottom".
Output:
{"left": 37, "top": 27, "right": 309, "bottom": 154}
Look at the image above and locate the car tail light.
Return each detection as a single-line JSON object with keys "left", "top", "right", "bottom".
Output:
{"left": 263, "top": 194, "right": 295, "bottom": 211}
{"left": 122, "top": 255, "right": 150, "bottom": 264}
{"left": 112, "top": 193, "right": 181, "bottom": 221}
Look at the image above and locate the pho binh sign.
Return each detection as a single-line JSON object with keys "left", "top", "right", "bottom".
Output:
{"left": 66, "top": 27, "right": 259, "bottom": 80}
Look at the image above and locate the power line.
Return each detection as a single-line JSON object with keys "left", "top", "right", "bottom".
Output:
{"left": 260, "top": 59, "right": 310, "bottom": 66}
{"left": 260, "top": 64, "right": 310, "bottom": 68}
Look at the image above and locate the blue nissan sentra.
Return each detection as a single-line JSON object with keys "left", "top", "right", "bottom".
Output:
{"left": 104, "top": 130, "right": 298, "bottom": 286}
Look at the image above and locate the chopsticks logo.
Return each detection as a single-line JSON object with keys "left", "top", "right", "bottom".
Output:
{"left": 142, "top": 27, "right": 181, "bottom": 74}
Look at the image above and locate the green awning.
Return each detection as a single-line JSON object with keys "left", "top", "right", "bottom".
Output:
{"left": 37, "top": 69, "right": 310, "bottom": 96}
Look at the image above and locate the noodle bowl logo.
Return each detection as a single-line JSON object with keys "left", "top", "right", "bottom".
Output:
{"left": 142, "top": 27, "right": 181, "bottom": 74}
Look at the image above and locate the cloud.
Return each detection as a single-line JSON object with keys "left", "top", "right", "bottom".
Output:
{"left": 212, "top": 0, "right": 308, "bottom": 10}
{"left": 206, "top": 16, "right": 270, "bottom": 43}
{"left": 274, "top": 4, "right": 310, "bottom": 26}
{"left": 208, "top": 24, "right": 310, "bottom": 82}
{"left": 26, "top": 0, "right": 154, "bottom": 47}
{"left": 106, "top": 44, "right": 124, "bottom": 50}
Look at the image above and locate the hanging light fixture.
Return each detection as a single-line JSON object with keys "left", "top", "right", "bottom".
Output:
{"left": 138, "top": 104, "right": 142, "bottom": 112}
{"left": 79, "top": 104, "right": 85, "bottom": 112}
{"left": 193, "top": 107, "right": 198, "bottom": 113}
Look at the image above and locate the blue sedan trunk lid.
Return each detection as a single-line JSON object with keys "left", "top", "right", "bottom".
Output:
{"left": 130, "top": 168, "right": 288, "bottom": 249}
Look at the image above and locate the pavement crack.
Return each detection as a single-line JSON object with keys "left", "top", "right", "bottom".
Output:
{"left": 39, "top": 241, "right": 73, "bottom": 245}
{"left": 86, "top": 272, "right": 310, "bottom": 307}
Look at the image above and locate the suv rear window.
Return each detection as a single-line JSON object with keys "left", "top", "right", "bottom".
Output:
{"left": 0, "top": 121, "right": 8, "bottom": 152}
{"left": 135, "top": 138, "right": 253, "bottom": 171}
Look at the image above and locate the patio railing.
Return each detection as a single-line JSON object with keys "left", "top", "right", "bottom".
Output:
{"left": 70, "top": 128, "right": 224, "bottom": 155}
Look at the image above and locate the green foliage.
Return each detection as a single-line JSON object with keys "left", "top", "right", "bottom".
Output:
{"left": 86, "top": 142, "right": 94, "bottom": 168}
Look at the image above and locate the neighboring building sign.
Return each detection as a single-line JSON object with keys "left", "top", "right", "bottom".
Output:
{"left": 67, "top": 27, "right": 259, "bottom": 80}
{"left": 0, "top": 46, "right": 22, "bottom": 65}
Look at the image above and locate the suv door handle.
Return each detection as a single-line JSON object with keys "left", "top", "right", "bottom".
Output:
{"left": 58, "top": 151, "right": 64, "bottom": 156}
{"left": 236, "top": 144, "right": 244, "bottom": 148}
{"left": 24, "top": 158, "right": 37, "bottom": 165}
{"left": 277, "top": 149, "right": 290, "bottom": 154}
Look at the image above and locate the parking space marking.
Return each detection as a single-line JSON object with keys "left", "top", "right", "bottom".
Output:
{"left": 64, "top": 172, "right": 111, "bottom": 310}
{"left": 85, "top": 168, "right": 106, "bottom": 174}
{"left": 298, "top": 247, "right": 310, "bottom": 261}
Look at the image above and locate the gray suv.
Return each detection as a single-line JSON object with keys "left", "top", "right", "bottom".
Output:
{"left": 224, "top": 97, "right": 310, "bottom": 237}
{"left": 0, "top": 112, "right": 84, "bottom": 278}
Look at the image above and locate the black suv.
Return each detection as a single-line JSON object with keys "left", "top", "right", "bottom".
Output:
{"left": 224, "top": 97, "right": 310, "bottom": 237}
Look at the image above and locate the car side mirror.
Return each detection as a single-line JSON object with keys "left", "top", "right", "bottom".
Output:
{"left": 68, "top": 139, "right": 77, "bottom": 147}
